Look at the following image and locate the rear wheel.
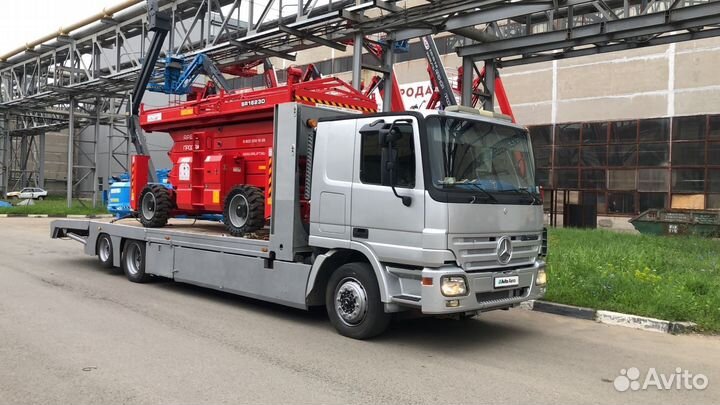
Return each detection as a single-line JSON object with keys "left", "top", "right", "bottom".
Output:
{"left": 223, "top": 185, "right": 265, "bottom": 236}
{"left": 325, "top": 262, "right": 390, "bottom": 339}
{"left": 121, "top": 240, "right": 150, "bottom": 283}
{"left": 96, "top": 234, "right": 114, "bottom": 269}
{"left": 139, "top": 185, "right": 172, "bottom": 228}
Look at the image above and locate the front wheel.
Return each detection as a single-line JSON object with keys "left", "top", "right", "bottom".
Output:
{"left": 139, "top": 185, "right": 172, "bottom": 228}
{"left": 325, "top": 262, "right": 390, "bottom": 339}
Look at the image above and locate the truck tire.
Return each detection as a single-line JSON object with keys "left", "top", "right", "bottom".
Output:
{"left": 223, "top": 185, "right": 265, "bottom": 236}
{"left": 96, "top": 233, "right": 114, "bottom": 269}
{"left": 139, "top": 185, "right": 171, "bottom": 228}
{"left": 325, "top": 262, "right": 390, "bottom": 339}
{"left": 121, "top": 240, "right": 150, "bottom": 283}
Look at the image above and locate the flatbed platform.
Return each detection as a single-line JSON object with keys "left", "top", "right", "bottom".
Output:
{"left": 51, "top": 217, "right": 272, "bottom": 259}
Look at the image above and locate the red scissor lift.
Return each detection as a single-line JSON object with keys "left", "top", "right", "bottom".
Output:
{"left": 135, "top": 76, "right": 377, "bottom": 236}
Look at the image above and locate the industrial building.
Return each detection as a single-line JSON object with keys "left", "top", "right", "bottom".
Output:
{"left": 1, "top": 0, "right": 719, "bottom": 223}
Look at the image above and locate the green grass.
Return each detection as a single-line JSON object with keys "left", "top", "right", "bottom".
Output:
{"left": 0, "top": 196, "right": 107, "bottom": 216}
{"left": 545, "top": 228, "right": 720, "bottom": 333}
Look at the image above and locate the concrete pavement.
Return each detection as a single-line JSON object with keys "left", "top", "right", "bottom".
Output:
{"left": 0, "top": 218, "right": 718, "bottom": 405}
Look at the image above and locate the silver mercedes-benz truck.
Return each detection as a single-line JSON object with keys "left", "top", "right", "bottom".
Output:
{"left": 51, "top": 103, "right": 547, "bottom": 339}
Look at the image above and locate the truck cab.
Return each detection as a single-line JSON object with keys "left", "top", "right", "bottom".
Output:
{"left": 309, "top": 106, "right": 546, "bottom": 326}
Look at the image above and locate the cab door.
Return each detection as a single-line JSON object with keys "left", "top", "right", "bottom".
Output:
{"left": 350, "top": 116, "right": 426, "bottom": 265}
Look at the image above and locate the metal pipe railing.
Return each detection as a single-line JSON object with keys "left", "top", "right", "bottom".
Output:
{"left": 0, "top": 0, "right": 143, "bottom": 62}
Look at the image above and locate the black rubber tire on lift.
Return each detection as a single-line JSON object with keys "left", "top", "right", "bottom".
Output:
{"left": 325, "top": 262, "right": 391, "bottom": 339}
{"left": 139, "top": 184, "right": 172, "bottom": 228}
{"left": 223, "top": 185, "right": 265, "bottom": 236}
{"left": 121, "top": 239, "right": 150, "bottom": 283}
{"left": 96, "top": 233, "right": 114, "bottom": 269}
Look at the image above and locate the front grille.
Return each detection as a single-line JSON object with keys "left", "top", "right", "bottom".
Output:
{"left": 450, "top": 233, "right": 541, "bottom": 272}
{"left": 476, "top": 287, "right": 528, "bottom": 305}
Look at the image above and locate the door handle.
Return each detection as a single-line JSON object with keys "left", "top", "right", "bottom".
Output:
{"left": 353, "top": 228, "right": 369, "bottom": 239}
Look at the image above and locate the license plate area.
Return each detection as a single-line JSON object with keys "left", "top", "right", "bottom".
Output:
{"left": 494, "top": 275, "right": 519, "bottom": 289}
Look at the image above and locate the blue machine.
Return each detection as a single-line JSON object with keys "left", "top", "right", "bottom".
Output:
{"left": 147, "top": 53, "right": 232, "bottom": 95}
{"left": 107, "top": 169, "right": 170, "bottom": 218}
{"left": 0, "top": 200, "right": 11, "bottom": 208}
{"left": 107, "top": 169, "right": 222, "bottom": 222}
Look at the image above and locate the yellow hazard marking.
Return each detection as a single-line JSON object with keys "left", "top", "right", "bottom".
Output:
{"left": 294, "top": 95, "right": 376, "bottom": 113}
{"left": 258, "top": 165, "right": 266, "bottom": 170}
{"left": 180, "top": 108, "right": 194, "bottom": 116}
{"left": 212, "top": 190, "right": 220, "bottom": 204}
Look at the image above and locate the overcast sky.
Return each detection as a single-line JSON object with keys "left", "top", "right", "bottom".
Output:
{"left": 0, "top": 0, "right": 119, "bottom": 55}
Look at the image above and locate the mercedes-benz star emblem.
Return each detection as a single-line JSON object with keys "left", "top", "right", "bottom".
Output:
{"left": 497, "top": 236, "right": 513, "bottom": 264}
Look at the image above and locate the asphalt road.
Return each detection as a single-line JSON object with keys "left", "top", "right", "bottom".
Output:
{"left": 1, "top": 217, "right": 718, "bottom": 405}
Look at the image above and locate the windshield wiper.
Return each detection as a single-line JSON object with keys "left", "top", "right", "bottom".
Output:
{"left": 497, "top": 187, "right": 542, "bottom": 205}
{"left": 460, "top": 182, "right": 499, "bottom": 204}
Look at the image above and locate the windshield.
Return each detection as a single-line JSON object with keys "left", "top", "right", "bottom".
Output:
{"left": 426, "top": 115, "right": 537, "bottom": 204}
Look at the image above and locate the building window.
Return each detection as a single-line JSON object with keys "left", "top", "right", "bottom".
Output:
{"left": 534, "top": 147, "right": 552, "bottom": 168}
{"left": 608, "top": 169, "right": 637, "bottom": 190}
{"left": 554, "top": 146, "right": 579, "bottom": 166}
{"left": 581, "top": 169, "right": 606, "bottom": 189}
{"left": 639, "top": 118, "right": 670, "bottom": 142}
{"left": 581, "top": 145, "right": 607, "bottom": 167}
{"left": 529, "top": 125, "right": 553, "bottom": 146}
{"left": 638, "top": 169, "right": 669, "bottom": 192}
{"left": 673, "top": 115, "right": 706, "bottom": 141}
{"left": 607, "top": 192, "right": 635, "bottom": 214}
{"left": 557, "top": 123, "right": 581, "bottom": 145}
{"left": 708, "top": 142, "right": 720, "bottom": 166}
{"left": 582, "top": 122, "right": 608, "bottom": 144}
{"left": 608, "top": 144, "right": 637, "bottom": 167}
{"left": 638, "top": 143, "right": 669, "bottom": 166}
{"left": 709, "top": 169, "right": 720, "bottom": 193}
{"left": 672, "top": 142, "right": 705, "bottom": 166}
{"left": 555, "top": 169, "right": 579, "bottom": 189}
{"left": 709, "top": 115, "right": 720, "bottom": 141}
{"left": 536, "top": 169, "right": 552, "bottom": 188}
{"left": 611, "top": 121, "right": 638, "bottom": 143}
{"left": 672, "top": 168, "right": 705, "bottom": 193}
{"left": 639, "top": 193, "right": 667, "bottom": 211}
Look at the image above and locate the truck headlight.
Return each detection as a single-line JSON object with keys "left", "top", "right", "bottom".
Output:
{"left": 536, "top": 269, "right": 547, "bottom": 286}
{"left": 441, "top": 276, "right": 468, "bottom": 297}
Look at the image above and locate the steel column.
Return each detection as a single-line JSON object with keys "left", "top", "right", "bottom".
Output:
{"left": 93, "top": 99, "right": 100, "bottom": 207}
{"left": 38, "top": 132, "right": 45, "bottom": 189}
{"left": 381, "top": 40, "right": 395, "bottom": 112}
{"left": 352, "top": 32, "right": 363, "bottom": 90}
{"left": 67, "top": 97, "right": 74, "bottom": 208}
{"left": 19, "top": 135, "right": 28, "bottom": 188}
{"left": 0, "top": 114, "right": 7, "bottom": 196}
{"left": 483, "top": 59, "right": 495, "bottom": 111}
{"left": 461, "top": 56, "right": 474, "bottom": 107}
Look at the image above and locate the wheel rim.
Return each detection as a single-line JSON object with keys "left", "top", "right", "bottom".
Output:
{"left": 334, "top": 277, "right": 368, "bottom": 326}
{"left": 126, "top": 244, "right": 142, "bottom": 276}
{"left": 99, "top": 238, "right": 111, "bottom": 262}
{"left": 228, "top": 194, "right": 250, "bottom": 228}
{"left": 141, "top": 192, "right": 156, "bottom": 221}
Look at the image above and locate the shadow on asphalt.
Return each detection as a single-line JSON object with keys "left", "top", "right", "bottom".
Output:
{"left": 60, "top": 256, "right": 531, "bottom": 347}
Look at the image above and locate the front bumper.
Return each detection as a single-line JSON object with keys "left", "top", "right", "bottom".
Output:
{"left": 419, "top": 261, "right": 546, "bottom": 314}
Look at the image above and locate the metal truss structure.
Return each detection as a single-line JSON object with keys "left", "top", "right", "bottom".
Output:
{"left": 1, "top": 0, "right": 719, "bottom": 206}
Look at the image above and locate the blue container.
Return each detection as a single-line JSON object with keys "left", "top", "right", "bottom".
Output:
{"left": 107, "top": 181, "right": 132, "bottom": 218}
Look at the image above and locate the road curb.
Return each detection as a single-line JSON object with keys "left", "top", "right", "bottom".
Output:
{"left": 522, "top": 300, "right": 697, "bottom": 335}
{"left": 0, "top": 213, "right": 110, "bottom": 218}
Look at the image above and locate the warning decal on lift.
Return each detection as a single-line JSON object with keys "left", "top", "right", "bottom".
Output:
{"left": 147, "top": 112, "right": 163, "bottom": 122}
{"left": 178, "top": 157, "right": 191, "bottom": 181}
